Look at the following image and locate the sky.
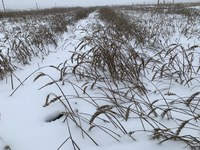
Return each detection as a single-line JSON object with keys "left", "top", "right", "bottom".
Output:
{"left": 0, "top": 0, "right": 200, "bottom": 10}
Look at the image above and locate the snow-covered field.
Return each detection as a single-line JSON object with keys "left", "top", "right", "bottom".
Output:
{"left": 1, "top": 6, "right": 200, "bottom": 150}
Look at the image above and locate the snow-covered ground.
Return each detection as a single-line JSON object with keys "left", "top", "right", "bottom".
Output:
{"left": 0, "top": 9, "right": 200, "bottom": 150}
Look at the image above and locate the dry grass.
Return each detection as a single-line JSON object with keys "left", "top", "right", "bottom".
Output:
{"left": 6, "top": 4, "right": 200, "bottom": 150}
{"left": 0, "top": 7, "right": 97, "bottom": 82}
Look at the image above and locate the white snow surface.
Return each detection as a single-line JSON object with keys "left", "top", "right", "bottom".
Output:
{"left": 0, "top": 12, "right": 199, "bottom": 150}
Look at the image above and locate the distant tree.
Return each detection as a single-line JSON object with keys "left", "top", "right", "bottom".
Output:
{"left": 157, "top": 0, "right": 160, "bottom": 5}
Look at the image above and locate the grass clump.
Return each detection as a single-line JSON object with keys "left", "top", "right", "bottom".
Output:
{"left": 71, "top": 22, "right": 148, "bottom": 95}
{"left": 0, "top": 9, "right": 71, "bottom": 80}
{"left": 99, "top": 7, "right": 147, "bottom": 44}
{"left": 73, "top": 7, "right": 96, "bottom": 22}
{"left": 0, "top": 51, "right": 14, "bottom": 80}
{"left": 166, "top": 4, "right": 200, "bottom": 17}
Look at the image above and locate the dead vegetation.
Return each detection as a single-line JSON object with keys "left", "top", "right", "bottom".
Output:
{"left": 4, "top": 4, "right": 200, "bottom": 150}
{"left": 0, "top": 7, "right": 95, "bottom": 81}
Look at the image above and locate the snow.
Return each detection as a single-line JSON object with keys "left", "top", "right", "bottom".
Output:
{"left": 0, "top": 8, "right": 200, "bottom": 150}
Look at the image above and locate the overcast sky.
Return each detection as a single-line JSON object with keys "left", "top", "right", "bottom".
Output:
{"left": 1, "top": 0, "right": 199, "bottom": 10}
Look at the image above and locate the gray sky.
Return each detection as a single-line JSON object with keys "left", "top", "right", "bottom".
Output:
{"left": 1, "top": 0, "right": 200, "bottom": 10}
